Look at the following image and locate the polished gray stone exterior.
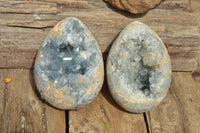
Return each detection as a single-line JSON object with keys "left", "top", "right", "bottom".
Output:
{"left": 34, "top": 17, "right": 104, "bottom": 110}
{"left": 107, "top": 21, "right": 171, "bottom": 113}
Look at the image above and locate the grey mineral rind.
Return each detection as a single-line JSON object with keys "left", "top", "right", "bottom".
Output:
{"left": 106, "top": 21, "right": 172, "bottom": 113}
{"left": 34, "top": 17, "right": 104, "bottom": 110}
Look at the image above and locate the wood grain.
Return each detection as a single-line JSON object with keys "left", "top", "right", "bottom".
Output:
{"left": 0, "top": 0, "right": 199, "bottom": 71}
{"left": 69, "top": 82, "right": 147, "bottom": 133}
{"left": 0, "top": 69, "right": 66, "bottom": 133}
{"left": 146, "top": 72, "right": 200, "bottom": 133}
{"left": 46, "top": 105, "right": 66, "bottom": 133}
{"left": 157, "top": 0, "right": 192, "bottom": 11}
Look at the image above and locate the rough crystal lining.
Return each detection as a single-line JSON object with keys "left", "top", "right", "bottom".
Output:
{"left": 137, "top": 66, "right": 151, "bottom": 96}
{"left": 137, "top": 40, "right": 152, "bottom": 96}
{"left": 39, "top": 39, "right": 96, "bottom": 83}
{"left": 58, "top": 42, "right": 90, "bottom": 75}
{"left": 126, "top": 39, "right": 155, "bottom": 97}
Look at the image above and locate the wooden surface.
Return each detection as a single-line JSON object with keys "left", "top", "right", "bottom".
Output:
{"left": 0, "top": 0, "right": 200, "bottom": 71}
{"left": 0, "top": 69, "right": 66, "bottom": 133}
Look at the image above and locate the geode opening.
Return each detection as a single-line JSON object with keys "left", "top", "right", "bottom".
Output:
{"left": 39, "top": 39, "right": 95, "bottom": 84}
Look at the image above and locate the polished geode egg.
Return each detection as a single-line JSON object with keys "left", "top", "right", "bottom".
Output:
{"left": 106, "top": 21, "right": 172, "bottom": 113}
{"left": 34, "top": 17, "right": 104, "bottom": 110}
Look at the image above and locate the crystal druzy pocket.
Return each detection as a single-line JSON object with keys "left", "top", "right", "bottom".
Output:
{"left": 106, "top": 21, "right": 172, "bottom": 113}
{"left": 34, "top": 18, "right": 104, "bottom": 110}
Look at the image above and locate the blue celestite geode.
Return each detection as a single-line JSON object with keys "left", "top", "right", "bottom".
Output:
{"left": 106, "top": 21, "right": 172, "bottom": 113}
{"left": 34, "top": 17, "right": 104, "bottom": 110}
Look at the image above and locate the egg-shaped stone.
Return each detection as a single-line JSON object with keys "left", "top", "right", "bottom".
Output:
{"left": 34, "top": 17, "right": 104, "bottom": 110}
{"left": 106, "top": 21, "right": 171, "bottom": 113}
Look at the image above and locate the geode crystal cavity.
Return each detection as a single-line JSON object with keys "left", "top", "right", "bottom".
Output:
{"left": 34, "top": 17, "right": 104, "bottom": 110}
{"left": 106, "top": 21, "right": 171, "bottom": 113}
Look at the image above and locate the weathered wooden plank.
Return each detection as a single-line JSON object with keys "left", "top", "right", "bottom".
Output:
{"left": 0, "top": 0, "right": 192, "bottom": 13}
{"left": 191, "top": 0, "right": 200, "bottom": 25}
{"left": 69, "top": 83, "right": 147, "bottom": 133}
{"left": 157, "top": 0, "right": 192, "bottom": 11}
{"left": 0, "top": 69, "right": 66, "bottom": 133}
{"left": 0, "top": 1, "right": 58, "bottom": 14}
{"left": 0, "top": 0, "right": 199, "bottom": 71}
{"left": 146, "top": 72, "right": 200, "bottom": 133}
{"left": 0, "top": 8, "right": 199, "bottom": 71}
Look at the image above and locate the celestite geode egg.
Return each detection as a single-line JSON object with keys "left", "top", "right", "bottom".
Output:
{"left": 106, "top": 21, "right": 171, "bottom": 113}
{"left": 34, "top": 17, "right": 104, "bottom": 110}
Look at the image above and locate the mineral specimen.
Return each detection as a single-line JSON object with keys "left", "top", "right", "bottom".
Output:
{"left": 106, "top": 21, "right": 171, "bottom": 113}
{"left": 34, "top": 17, "right": 104, "bottom": 110}
{"left": 104, "top": 0, "right": 161, "bottom": 14}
